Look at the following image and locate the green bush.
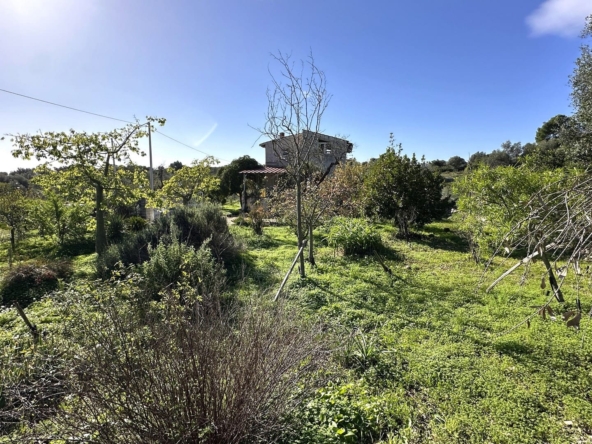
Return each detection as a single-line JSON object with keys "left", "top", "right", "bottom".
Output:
{"left": 97, "top": 204, "right": 238, "bottom": 277}
{"left": 141, "top": 238, "right": 225, "bottom": 301}
{"left": 0, "top": 260, "right": 72, "bottom": 307}
{"left": 106, "top": 214, "right": 126, "bottom": 244}
{"left": 326, "top": 218, "right": 382, "bottom": 256}
{"left": 96, "top": 228, "right": 157, "bottom": 278}
{"left": 125, "top": 216, "right": 148, "bottom": 232}
{"left": 158, "top": 204, "right": 238, "bottom": 262}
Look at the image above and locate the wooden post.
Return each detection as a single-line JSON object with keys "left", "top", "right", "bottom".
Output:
{"left": 14, "top": 301, "right": 39, "bottom": 342}
{"left": 273, "top": 239, "right": 307, "bottom": 302}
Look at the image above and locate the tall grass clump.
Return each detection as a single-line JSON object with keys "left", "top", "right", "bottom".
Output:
{"left": 326, "top": 217, "right": 382, "bottom": 256}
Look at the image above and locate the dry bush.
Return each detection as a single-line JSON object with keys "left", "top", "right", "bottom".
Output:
{"left": 4, "top": 275, "right": 327, "bottom": 443}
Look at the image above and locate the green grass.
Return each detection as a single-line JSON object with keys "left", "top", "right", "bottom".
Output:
{"left": 3, "top": 219, "right": 592, "bottom": 442}
{"left": 231, "top": 220, "right": 592, "bottom": 443}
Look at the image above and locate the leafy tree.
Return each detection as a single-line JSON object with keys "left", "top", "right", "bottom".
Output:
{"left": 468, "top": 151, "right": 489, "bottom": 168}
{"left": 364, "top": 135, "right": 451, "bottom": 238}
{"left": 218, "top": 155, "right": 261, "bottom": 205}
{"left": 10, "top": 118, "right": 163, "bottom": 255}
{"left": 29, "top": 193, "right": 89, "bottom": 247}
{"left": 168, "top": 160, "right": 183, "bottom": 171}
{"left": 452, "top": 165, "right": 567, "bottom": 261}
{"left": 536, "top": 114, "right": 570, "bottom": 143}
{"left": 501, "top": 140, "right": 523, "bottom": 162}
{"left": 0, "top": 183, "right": 29, "bottom": 251}
{"left": 566, "top": 15, "right": 592, "bottom": 162}
{"left": 154, "top": 157, "right": 220, "bottom": 207}
{"left": 447, "top": 156, "right": 467, "bottom": 171}
{"left": 522, "top": 139, "right": 568, "bottom": 170}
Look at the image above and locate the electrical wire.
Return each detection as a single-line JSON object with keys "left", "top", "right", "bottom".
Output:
{"left": 0, "top": 88, "right": 132, "bottom": 124}
{"left": 155, "top": 131, "right": 230, "bottom": 162}
{"left": 0, "top": 87, "right": 228, "bottom": 162}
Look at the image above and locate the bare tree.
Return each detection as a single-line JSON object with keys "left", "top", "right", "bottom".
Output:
{"left": 255, "top": 51, "right": 331, "bottom": 278}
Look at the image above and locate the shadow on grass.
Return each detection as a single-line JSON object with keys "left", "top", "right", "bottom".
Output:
{"left": 225, "top": 251, "right": 278, "bottom": 288}
{"left": 493, "top": 340, "right": 534, "bottom": 358}
{"left": 415, "top": 224, "right": 469, "bottom": 254}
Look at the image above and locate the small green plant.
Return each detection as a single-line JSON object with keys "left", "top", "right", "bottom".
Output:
{"left": 250, "top": 204, "right": 265, "bottom": 235}
{"left": 125, "top": 216, "right": 147, "bottom": 232}
{"left": 141, "top": 236, "right": 225, "bottom": 302}
{"left": 326, "top": 217, "right": 382, "bottom": 256}
{"left": 340, "top": 330, "right": 381, "bottom": 371}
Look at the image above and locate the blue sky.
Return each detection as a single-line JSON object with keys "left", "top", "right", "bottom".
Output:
{"left": 0, "top": 0, "right": 590, "bottom": 171}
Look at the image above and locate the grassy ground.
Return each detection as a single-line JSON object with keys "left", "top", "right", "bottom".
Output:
{"left": 231, "top": 220, "right": 592, "bottom": 443}
{"left": 2, "top": 218, "right": 592, "bottom": 442}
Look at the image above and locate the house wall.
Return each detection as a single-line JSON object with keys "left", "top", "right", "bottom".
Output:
{"left": 262, "top": 131, "right": 351, "bottom": 172}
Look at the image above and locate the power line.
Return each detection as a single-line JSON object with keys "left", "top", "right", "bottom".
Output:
{"left": 0, "top": 88, "right": 132, "bottom": 124}
{"left": 0, "top": 87, "right": 228, "bottom": 162}
{"left": 155, "top": 131, "right": 230, "bottom": 162}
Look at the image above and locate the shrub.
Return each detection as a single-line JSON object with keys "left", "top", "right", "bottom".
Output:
{"left": 0, "top": 260, "right": 72, "bottom": 307}
{"left": 142, "top": 237, "right": 225, "bottom": 303}
{"left": 95, "top": 228, "right": 157, "bottom": 278}
{"left": 250, "top": 204, "right": 265, "bottom": 235}
{"left": 97, "top": 204, "right": 238, "bottom": 278}
{"left": 125, "top": 215, "right": 147, "bottom": 232}
{"left": 326, "top": 217, "right": 382, "bottom": 256}
{"left": 9, "top": 278, "right": 326, "bottom": 443}
{"left": 160, "top": 203, "right": 238, "bottom": 262}
{"left": 106, "top": 213, "right": 126, "bottom": 244}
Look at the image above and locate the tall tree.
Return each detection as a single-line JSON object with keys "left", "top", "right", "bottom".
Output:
{"left": 447, "top": 156, "right": 467, "bottom": 171}
{"left": 218, "top": 155, "right": 261, "bottom": 205}
{"left": 500, "top": 140, "right": 523, "bottom": 162}
{"left": 10, "top": 118, "right": 164, "bottom": 255}
{"left": 566, "top": 15, "right": 592, "bottom": 162}
{"left": 536, "top": 114, "right": 570, "bottom": 143}
{"left": 255, "top": 51, "right": 331, "bottom": 278}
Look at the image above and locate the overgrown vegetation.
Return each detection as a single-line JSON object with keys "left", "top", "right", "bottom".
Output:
{"left": 3, "top": 16, "right": 592, "bottom": 443}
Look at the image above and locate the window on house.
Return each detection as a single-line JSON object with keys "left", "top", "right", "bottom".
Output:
{"left": 320, "top": 142, "right": 331, "bottom": 155}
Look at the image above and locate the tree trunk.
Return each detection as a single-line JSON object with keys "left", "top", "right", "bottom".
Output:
{"left": 242, "top": 173, "right": 248, "bottom": 212}
{"left": 296, "top": 177, "right": 305, "bottom": 278}
{"left": 308, "top": 222, "right": 315, "bottom": 266}
{"left": 10, "top": 226, "right": 15, "bottom": 252}
{"left": 95, "top": 185, "right": 107, "bottom": 256}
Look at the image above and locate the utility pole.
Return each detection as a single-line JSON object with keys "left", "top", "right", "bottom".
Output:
{"left": 111, "top": 138, "right": 117, "bottom": 173}
{"left": 147, "top": 122, "right": 155, "bottom": 221}
{"left": 148, "top": 122, "right": 154, "bottom": 191}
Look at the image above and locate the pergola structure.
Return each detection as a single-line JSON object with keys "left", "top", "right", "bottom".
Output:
{"left": 238, "top": 166, "right": 286, "bottom": 212}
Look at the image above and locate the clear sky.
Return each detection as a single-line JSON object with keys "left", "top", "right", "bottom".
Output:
{"left": 0, "top": 0, "right": 590, "bottom": 171}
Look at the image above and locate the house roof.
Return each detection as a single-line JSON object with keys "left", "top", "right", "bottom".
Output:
{"left": 239, "top": 166, "right": 286, "bottom": 174}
